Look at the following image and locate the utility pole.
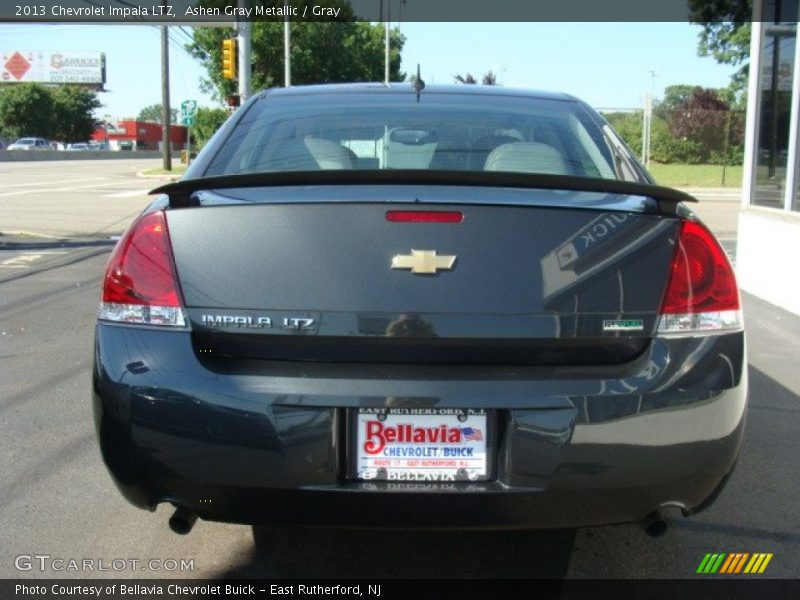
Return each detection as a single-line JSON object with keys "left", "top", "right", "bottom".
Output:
{"left": 641, "top": 71, "right": 656, "bottom": 168}
{"left": 384, "top": 0, "right": 390, "bottom": 84}
{"left": 160, "top": 23, "right": 171, "bottom": 171}
{"left": 648, "top": 70, "right": 656, "bottom": 100}
{"left": 237, "top": 0, "right": 251, "bottom": 100}
{"left": 642, "top": 93, "right": 653, "bottom": 168}
{"left": 284, "top": 2, "right": 291, "bottom": 86}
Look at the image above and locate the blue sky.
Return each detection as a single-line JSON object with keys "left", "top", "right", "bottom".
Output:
{"left": 0, "top": 22, "right": 738, "bottom": 119}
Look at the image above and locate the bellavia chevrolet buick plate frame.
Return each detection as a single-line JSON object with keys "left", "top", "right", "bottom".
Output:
{"left": 353, "top": 408, "right": 491, "bottom": 481}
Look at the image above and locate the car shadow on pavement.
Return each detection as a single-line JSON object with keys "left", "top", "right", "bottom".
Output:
{"left": 222, "top": 526, "right": 577, "bottom": 578}
{"left": 671, "top": 365, "right": 800, "bottom": 550}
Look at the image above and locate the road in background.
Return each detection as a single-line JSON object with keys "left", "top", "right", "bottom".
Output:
{"left": 681, "top": 187, "right": 741, "bottom": 240}
{"left": 0, "top": 159, "right": 166, "bottom": 238}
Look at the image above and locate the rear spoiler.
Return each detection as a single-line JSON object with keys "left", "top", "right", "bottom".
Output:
{"left": 151, "top": 170, "right": 697, "bottom": 211}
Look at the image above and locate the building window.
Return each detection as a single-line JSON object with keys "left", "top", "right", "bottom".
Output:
{"left": 753, "top": 0, "right": 797, "bottom": 209}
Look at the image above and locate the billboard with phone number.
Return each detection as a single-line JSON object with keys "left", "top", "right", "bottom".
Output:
{"left": 2, "top": 51, "right": 105, "bottom": 86}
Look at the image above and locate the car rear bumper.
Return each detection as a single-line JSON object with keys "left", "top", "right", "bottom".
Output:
{"left": 93, "top": 324, "right": 747, "bottom": 529}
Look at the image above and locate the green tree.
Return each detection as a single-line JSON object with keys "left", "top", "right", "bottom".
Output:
{"left": 0, "top": 83, "right": 101, "bottom": 142}
{"left": 192, "top": 107, "right": 229, "bottom": 149}
{"left": 454, "top": 73, "right": 478, "bottom": 84}
{"left": 137, "top": 103, "right": 178, "bottom": 124}
{"left": 667, "top": 87, "right": 744, "bottom": 164}
{"left": 603, "top": 110, "right": 702, "bottom": 164}
{"left": 655, "top": 85, "right": 701, "bottom": 118}
{"left": 453, "top": 72, "right": 499, "bottom": 85}
{"left": 482, "top": 71, "right": 498, "bottom": 86}
{"left": 187, "top": 2, "right": 405, "bottom": 100}
{"left": 603, "top": 111, "right": 643, "bottom": 156}
{"left": 50, "top": 86, "right": 102, "bottom": 142}
{"left": 689, "top": 0, "right": 751, "bottom": 103}
{"left": 0, "top": 83, "right": 54, "bottom": 139}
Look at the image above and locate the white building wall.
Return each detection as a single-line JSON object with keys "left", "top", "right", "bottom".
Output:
{"left": 738, "top": 5, "right": 800, "bottom": 316}
{"left": 737, "top": 208, "right": 800, "bottom": 314}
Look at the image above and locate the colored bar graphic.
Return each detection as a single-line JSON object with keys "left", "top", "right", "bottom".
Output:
{"left": 733, "top": 553, "right": 749, "bottom": 573}
{"left": 711, "top": 554, "right": 726, "bottom": 573}
{"left": 698, "top": 553, "right": 727, "bottom": 574}
{"left": 700, "top": 552, "right": 773, "bottom": 574}
{"left": 719, "top": 554, "right": 736, "bottom": 574}
{"left": 697, "top": 554, "right": 714, "bottom": 574}
{"left": 744, "top": 554, "right": 760, "bottom": 574}
{"left": 758, "top": 554, "right": 773, "bottom": 573}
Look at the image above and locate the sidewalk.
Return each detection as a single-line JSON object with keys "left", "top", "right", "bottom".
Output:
{"left": 678, "top": 187, "right": 742, "bottom": 240}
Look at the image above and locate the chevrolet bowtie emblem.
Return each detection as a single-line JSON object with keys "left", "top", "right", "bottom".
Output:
{"left": 391, "top": 250, "right": 457, "bottom": 275}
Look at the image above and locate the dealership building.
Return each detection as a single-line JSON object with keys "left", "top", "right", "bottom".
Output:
{"left": 739, "top": 1, "right": 800, "bottom": 314}
{"left": 91, "top": 120, "right": 187, "bottom": 152}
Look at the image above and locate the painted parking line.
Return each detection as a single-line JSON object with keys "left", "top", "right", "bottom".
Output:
{"left": 0, "top": 181, "right": 130, "bottom": 198}
{"left": 0, "top": 251, "right": 69, "bottom": 268}
{"left": 2, "top": 176, "right": 108, "bottom": 189}
{"left": 0, "top": 177, "right": 107, "bottom": 193}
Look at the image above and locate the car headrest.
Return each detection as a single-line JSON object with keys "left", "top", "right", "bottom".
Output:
{"left": 483, "top": 142, "right": 570, "bottom": 175}
{"left": 304, "top": 138, "right": 355, "bottom": 170}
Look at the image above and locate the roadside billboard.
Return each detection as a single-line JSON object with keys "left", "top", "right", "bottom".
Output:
{"left": 1, "top": 51, "right": 105, "bottom": 87}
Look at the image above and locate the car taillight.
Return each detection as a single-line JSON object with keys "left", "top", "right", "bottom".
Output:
{"left": 657, "top": 219, "right": 741, "bottom": 335}
{"left": 98, "top": 210, "right": 186, "bottom": 327}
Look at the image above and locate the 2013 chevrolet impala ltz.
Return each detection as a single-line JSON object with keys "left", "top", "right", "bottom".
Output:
{"left": 93, "top": 83, "right": 746, "bottom": 536}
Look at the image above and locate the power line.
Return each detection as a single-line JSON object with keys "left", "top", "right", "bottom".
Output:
{"left": 177, "top": 26, "right": 195, "bottom": 43}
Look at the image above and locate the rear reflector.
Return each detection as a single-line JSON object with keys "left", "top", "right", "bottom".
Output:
{"left": 386, "top": 210, "right": 463, "bottom": 223}
{"left": 657, "top": 220, "right": 741, "bottom": 335}
{"left": 98, "top": 210, "right": 186, "bottom": 327}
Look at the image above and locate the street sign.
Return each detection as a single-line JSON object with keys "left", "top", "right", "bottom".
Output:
{"left": 181, "top": 116, "right": 195, "bottom": 126}
{"left": 180, "top": 100, "right": 197, "bottom": 118}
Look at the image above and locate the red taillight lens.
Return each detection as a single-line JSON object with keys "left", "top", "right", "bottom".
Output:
{"left": 99, "top": 211, "right": 185, "bottom": 327}
{"left": 386, "top": 210, "right": 464, "bottom": 223}
{"left": 660, "top": 220, "right": 739, "bottom": 314}
{"left": 657, "top": 220, "right": 741, "bottom": 336}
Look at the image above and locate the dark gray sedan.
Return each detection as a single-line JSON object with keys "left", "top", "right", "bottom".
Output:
{"left": 93, "top": 83, "right": 746, "bottom": 537}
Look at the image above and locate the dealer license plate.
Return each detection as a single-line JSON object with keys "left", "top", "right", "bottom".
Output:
{"left": 355, "top": 408, "right": 488, "bottom": 481}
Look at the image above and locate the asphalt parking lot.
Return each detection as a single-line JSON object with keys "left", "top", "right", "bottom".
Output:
{"left": 1, "top": 160, "right": 798, "bottom": 579}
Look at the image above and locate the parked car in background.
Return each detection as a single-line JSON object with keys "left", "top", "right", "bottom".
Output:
{"left": 94, "top": 83, "right": 747, "bottom": 538}
{"left": 66, "top": 143, "right": 91, "bottom": 151}
{"left": 7, "top": 137, "right": 50, "bottom": 150}
{"left": 90, "top": 141, "right": 111, "bottom": 151}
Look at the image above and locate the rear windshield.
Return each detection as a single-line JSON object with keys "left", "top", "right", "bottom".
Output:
{"left": 204, "top": 91, "right": 625, "bottom": 180}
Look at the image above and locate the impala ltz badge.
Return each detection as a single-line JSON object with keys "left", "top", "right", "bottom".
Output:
{"left": 201, "top": 314, "right": 316, "bottom": 331}
{"left": 202, "top": 315, "right": 272, "bottom": 328}
{"left": 391, "top": 250, "right": 457, "bottom": 275}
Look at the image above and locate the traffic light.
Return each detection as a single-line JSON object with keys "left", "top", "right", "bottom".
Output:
{"left": 222, "top": 39, "right": 237, "bottom": 80}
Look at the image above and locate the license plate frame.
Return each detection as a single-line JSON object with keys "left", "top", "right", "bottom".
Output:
{"left": 351, "top": 408, "right": 492, "bottom": 482}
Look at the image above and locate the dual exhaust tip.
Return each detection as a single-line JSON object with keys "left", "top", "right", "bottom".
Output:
{"left": 166, "top": 505, "right": 669, "bottom": 537}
